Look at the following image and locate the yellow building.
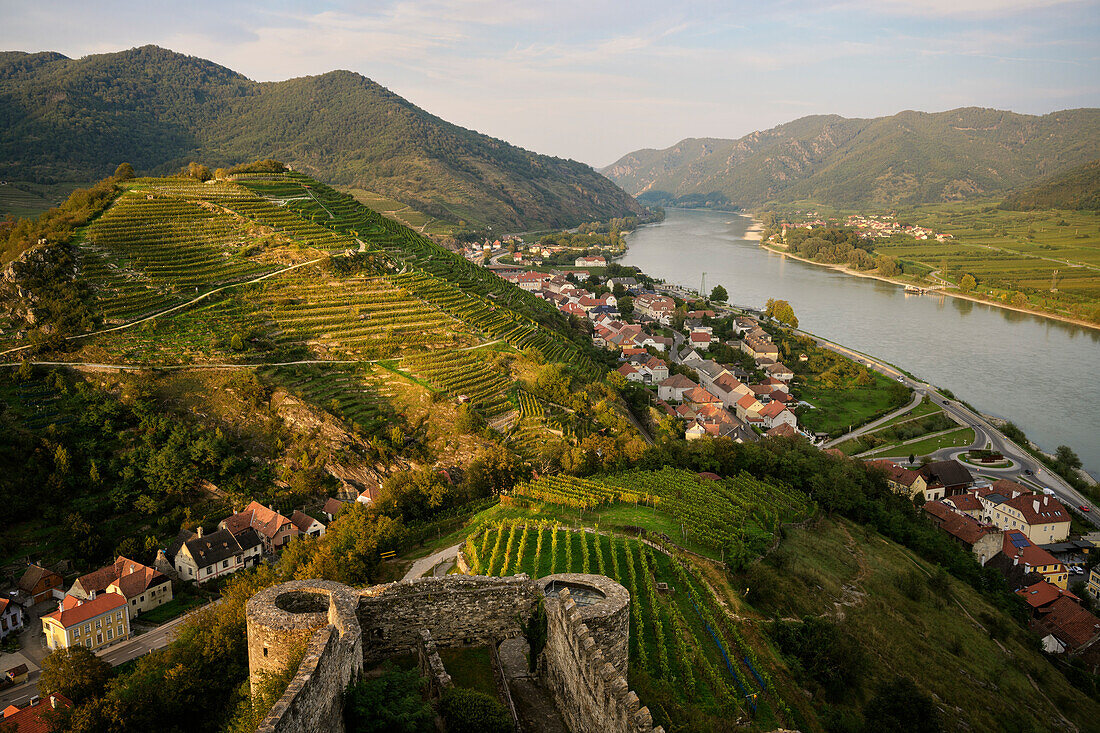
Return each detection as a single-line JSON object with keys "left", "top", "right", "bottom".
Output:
{"left": 978, "top": 486, "right": 1071, "bottom": 545}
{"left": 41, "top": 592, "right": 129, "bottom": 652}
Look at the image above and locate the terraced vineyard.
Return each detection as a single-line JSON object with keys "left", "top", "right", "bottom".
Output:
{"left": 401, "top": 349, "right": 514, "bottom": 419}
{"left": 465, "top": 521, "right": 790, "bottom": 729}
{"left": 510, "top": 468, "right": 813, "bottom": 557}
{"left": 258, "top": 364, "right": 398, "bottom": 436}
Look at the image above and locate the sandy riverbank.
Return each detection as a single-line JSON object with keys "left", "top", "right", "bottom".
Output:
{"left": 742, "top": 218, "right": 764, "bottom": 242}
{"left": 760, "top": 242, "right": 1100, "bottom": 333}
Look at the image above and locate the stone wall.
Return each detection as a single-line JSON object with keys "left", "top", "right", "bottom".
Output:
{"left": 416, "top": 628, "right": 452, "bottom": 699}
{"left": 247, "top": 573, "right": 660, "bottom": 733}
{"left": 540, "top": 586, "right": 662, "bottom": 733}
{"left": 248, "top": 581, "right": 364, "bottom": 733}
{"left": 357, "top": 574, "right": 539, "bottom": 663}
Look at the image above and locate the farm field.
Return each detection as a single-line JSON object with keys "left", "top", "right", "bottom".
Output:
{"left": 881, "top": 203, "right": 1100, "bottom": 322}
{"left": 465, "top": 520, "right": 794, "bottom": 731}
{"left": 342, "top": 187, "right": 453, "bottom": 236}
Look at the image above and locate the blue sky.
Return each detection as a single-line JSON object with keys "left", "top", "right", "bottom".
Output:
{"left": 2, "top": 0, "right": 1098, "bottom": 166}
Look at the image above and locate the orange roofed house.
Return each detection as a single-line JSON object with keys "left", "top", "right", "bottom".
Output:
{"left": 41, "top": 592, "right": 129, "bottom": 652}
{"left": 66, "top": 556, "right": 173, "bottom": 619}
{"left": 220, "top": 501, "right": 299, "bottom": 553}
{"left": 2, "top": 693, "right": 72, "bottom": 732}
{"left": 17, "top": 564, "right": 63, "bottom": 606}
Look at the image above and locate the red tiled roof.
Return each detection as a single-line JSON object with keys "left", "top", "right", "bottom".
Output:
{"left": 2, "top": 694, "right": 72, "bottom": 732}
{"left": 1002, "top": 531, "right": 1062, "bottom": 570}
{"left": 323, "top": 498, "right": 344, "bottom": 516}
{"left": 617, "top": 363, "right": 638, "bottom": 376}
{"left": 75, "top": 556, "right": 165, "bottom": 601}
{"left": 684, "top": 386, "right": 721, "bottom": 404}
{"left": 759, "top": 401, "right": 788, "bottom": 419}
{"left": 224, "top": 501, "right": 294, "bottom": 541}
{"left": 865, "top": 459, "right": 923, "bottom": 487}
{"left": 923, "top": 503, "right": 994, "bottom": 545}
{"left": 290, "top": 510, "right": 321, "bottom": 534}
{"left": 766, "top": 423, "right": 797, "bottom": 438}
{"left": 712, "top": 373, "right": 744, "bottom": 393}
{"left": 991, "top": 479, "right": 1030, "bottom": 497}
{"left": 1034, "top": 596, "right": 1100, "bottom": 651}
{"left": 945, "top": 494, "right": 982, "bottom": 512}
{"left": 736, "top": 394, "right": 760, "bottom": 409}
{"left": 1017, "top": 581, "right": 1078, "bottom": 609}
{"left": 43, "top": 593, "right": 126, "bottom": 629}
{"left": 1001, "top": 493, "right": 1070, "bottom": 525}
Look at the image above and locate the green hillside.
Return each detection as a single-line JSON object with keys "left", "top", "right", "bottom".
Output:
{"left": 1001, "top": 159, "right": 1100, "bottom": 211}
{"left": 0, "top": 46, "right": 642, "bottom": 229}
{"left": 603, "top": 108, "right": 1100, "bottom": 208}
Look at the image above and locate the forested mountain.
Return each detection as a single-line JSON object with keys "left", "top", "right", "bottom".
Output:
{"left": 1000, "top": 159, "right": 1100, "bottom": 211}
{"left": 603, "top": 108, "right": 1100, "bottom": 208}
{"left": 0, "top": 45, "right": 641, "bottom": 229}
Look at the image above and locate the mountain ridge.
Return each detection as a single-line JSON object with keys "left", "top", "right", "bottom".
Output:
{"left": 602, "top": 107, "right": 1100, "bottom": 209}
{"left": 0, "top": 45, "right": 642, "bottom": 229}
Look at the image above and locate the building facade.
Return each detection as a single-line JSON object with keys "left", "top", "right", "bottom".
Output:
{"left": 41, "top": 594, "right": 129, "bottom": 652}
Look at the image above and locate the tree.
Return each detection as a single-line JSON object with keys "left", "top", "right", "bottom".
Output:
{"left": 38, "top": 647, "right": 111, "bottom": 704}
{"left": 185, "top": 162, "right": 212, "bottom": 182}
{"left": 113, "top": 162, "right": 135, "bottom": 181}
{"left": 710, "top": 284, "right": 728, "bottom": 302}
{"left": 765, "top": 298, "right": 799, "bottom": 328}
{"left": 876, "top": 255, "right": 900, "bottom": 277}
{"left": 863, "top": 676, "right": 943, "bottom": 733}
{"left": 1055, "top": 445, "right": 1082, "bottom": 470}
{"left": 438, "top": 688, "right": 513, "bottom": 733}
{"left": 229, "top": 334, "right": 244, "bottom": 351}
{"left": 344, "top": 665, "right": 434, "bottom": 733}
{"left": 959, "top": 273, "right": 976, "bottom": 292}
{"left": 1011, "top": 291, "right": 1028, "bottom": 308}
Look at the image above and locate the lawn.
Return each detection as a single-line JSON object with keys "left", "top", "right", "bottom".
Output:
{"left": 877, "top": 427, "right": 976, "bottom": 458}
{"left": 138, "top": 593, "right": 209, "bottom": 625}
{"left": 798, "top": 372, "right": 909, "bottom": 436}
{"left": 438, "top": 647, "right": 498, "bottom": 699}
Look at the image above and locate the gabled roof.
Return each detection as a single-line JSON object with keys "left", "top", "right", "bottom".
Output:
{"left": 766, "top": 423, "right": 798, "bottom": 438}
{"left": 736, "top": 393, "right": 761, "bottom": 409}
{"left": 1002, "top": 531, "right": 1062, "bottom": 569}
{"left": 1017, "top": 581, "right": 1078, "bottom": 609}
{"left": 920, "top": 460, "right": 973, "bottom": 488}
{"left": 617, "top": 363, "right": 639, "bottom": 376}
{"left": 659, "top": 374, "right": 697, "bottom": 389}
{"left": 18, "top": 564, "right": 60, "bottom": 594}
{"left": 75, "top": 556, "right": 166, "bottom": 600}
{"left": 944, "top": 494, "right": 982, "bottom": 512}
{"left": 991, "top": 479, "right": 1030, "bottom": 497}
{"left": 1, "top": 694, "right": 72, "bottom": 733}
{"left": 684, "top": 386, "right": 721, "bottom": 404}
{"left": 1034, "top": 595, "right": 1100, "bottom": 651}
{"left": 43, "top": 593, "right": 126, "bottom": 628}
{"left": 223, "top": 501, "right": 294, "bottom": 541}
{"left": 290, "top": 510, "right": 322, "bottom": 534}
{"left": 1001, "top": 493, "right": 1070, "bottom": 525}
{"left": 765, "top": 362, "right": 794, "bottom": 375}
{"left": 712, "top": 373, "right": 744, "bottom": 393}
{"left": 180, "top": 527, "right": 257, "bottom": 569}
{"left": 323, "top": 498, "right": 345, "bottom": 517}
{"left": 759, "top": 401, "right": 789, "bottom": 419}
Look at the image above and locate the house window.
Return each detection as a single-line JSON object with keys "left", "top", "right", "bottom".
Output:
{"left": 86, "top": 639, "right": 92, "bottom": 647}
{"left": 96, "top": 619, "right": 101, "bottom": 629}
{"left": 222, "top": 560, "right": 229, "bottom": 569}
{"left": 106, "top": 629, "right": 113, "bottom": 640}
{"left": 85, "top": 624, "right": 90, "bottom": 634}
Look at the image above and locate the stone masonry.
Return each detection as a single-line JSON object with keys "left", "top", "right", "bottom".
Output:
{"left": 246, "top": 573, "right": 662, "bottom": 733}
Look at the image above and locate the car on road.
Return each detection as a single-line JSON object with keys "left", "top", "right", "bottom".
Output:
{"left": 1023, "top": 469, "right": 1033, "bottom": 475}
{"left": 1080, "top": 505, "right": 1091, "bottom": 513}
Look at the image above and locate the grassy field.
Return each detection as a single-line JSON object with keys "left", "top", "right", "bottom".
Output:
{"left": 342, "top": 187, "right": 453, "bottom": 236}
{"left": 876, "top": 427, "right": 975, "bottom": 458}
{"left": 137, "top": 593, "right": 209, "bottom": 625}
{"left": 740, "top": 516, "right": 1100, "bottom": 732}
{"left": 0, "top": 180, "right": 81, "bottom": 217}
{"left": 797, "top": 370, "right": 906, "bottom": 435}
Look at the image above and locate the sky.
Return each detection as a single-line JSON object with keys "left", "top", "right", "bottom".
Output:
{"left": 2, "top": 0, "right": 1099, "bottom": 167}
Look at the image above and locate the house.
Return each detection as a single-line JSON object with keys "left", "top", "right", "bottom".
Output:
{"left": 1029, "top": 594, "right": 1100, "bottom": 659}
{"left": 1086, "top": 567, "right": 1100, "bottom": 604}
{"left": 711, "top": 373, "right": 753, "bottom": 410}
{"left": 918, "top": 460, "right": 973, "bottom": 497}
{"left": 765, "top": 362, "right": 794, "bottom": 382}
{"left": 689, "top": 331, "right": 712, "bottom": 348}
{"left": 865, "top": 460, "right": 935, "bottom": 501}
{"left": 732, "top": 316, "right": 757, "bottom": 335}
{"left": 0, "top": 598, "right": 24, "bottom": 639}
{"left": 608, "top": 277, "right": 639, "bottom": 290}
{"left": 657, "top": 374, "right": 697, "bottom": 402}
{"left": 42, "top": 593, "right": 129, "bottom": 651}
{"left": 687, "top": 309, "right": 715, "bottom": 319}
{"left": 633, "top": 293, "right": 676, "bottom": 323}
{"left": 973, "top": 485, "right": 1071, "bottom": 544}
{"left": 942, "top": 493, "right": 983, "bottom": 519}
{"left": 574, "top": 255, "right": 607, "bottom": 268}
{"left": 1000, "top": 531, "right": 1069, "bottom": 589}
{"left": 221, "top": 501, "right": 299, "bottom": 553}
{"left": 735, "top": 393, "right": 765, "bottom": 423}
{"left": 758, "top": 400, "right": 796, "bottom": 430}
{"left": 677, "top": 346, "right": 703, "bottom": 364}
{"left": 617, "top": 363, "right": 643, "bottom": 383}
{"left": 740, "top": 334, "right": 779, "bottom": 361}
{"left": 922, "top": 501, "right": 1003, "bottom": 565}
{"left": 639, "top": 356, "right": 669, "bottom": 383}
{"left": 322, "top": 498, "right": 345, "bottom": 523}
{"left": 169, "top": 527, "right": 263, "bottom": 584}
{"left": 684, "top": 385, "right": 722, "bottom": 408}
{"left": 515, "top": 271, "right": 549, "bottom": 292}
{"left": 18, "top": 564, "right": 63, "bottom": 605}
{"left": 1, "top": 694, "right": 72, "bottom": 732}
{"left": 766, "top": 422, "right": 799, "bottom": 439}
{"left": 638, "top": 334, "right": 674, "bottom": 352}
{"left": 290, "top": 510, "right": 326, "bottom": 539}
{"left": 1017, "top": 581, "right": 1079, "bottom": 613}
{"left": 67, "top": 556, "right": 173, "bottom": 618}
{"left": 685, "top": 422, "right": 707, "bottom": 441}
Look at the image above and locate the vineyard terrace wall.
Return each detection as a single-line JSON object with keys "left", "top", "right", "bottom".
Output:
{"left": 246, "top": 573, "right": 662, "bottom": 733}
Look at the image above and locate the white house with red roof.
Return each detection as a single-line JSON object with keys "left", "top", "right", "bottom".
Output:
{"left": 221, "top": 501, "right": 299, "bottom": 553}
{"left": 972, "top": 483, "right": 1071, "bottom": 544}
{"left": 657, "top": 374, "right": 697, "bottom": 402}
{"left": 758, "top": 400, "right": 796, "bottom": 430}
{"left": 574, "top": 255, "right": 607, "bottom": 267}
{"left": 67, "top": 556, "right": 173, "bottom": 618}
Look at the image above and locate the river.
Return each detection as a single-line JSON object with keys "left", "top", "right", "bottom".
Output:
{"left": 620, "top": 207, "right": 1100, "bottom": 480}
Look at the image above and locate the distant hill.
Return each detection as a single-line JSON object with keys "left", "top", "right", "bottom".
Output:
{"left": 1000, "top": 159, "right": 1100, "bottom": 210}
{"left": 0, "top": 45, "right": 641, "bottom": 229}
{"left": 603, "top": 108, "right": 1100, "bottom": 209}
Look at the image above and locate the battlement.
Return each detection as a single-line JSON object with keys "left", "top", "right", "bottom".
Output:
{"left": 246, "top": 573, "right": 661, "bottom": 733}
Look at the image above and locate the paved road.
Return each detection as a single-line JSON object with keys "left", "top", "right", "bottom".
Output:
{"left": 0, "top": 601, "right": 216, "bottom": 709}
{"left": 795, "top": 328, "right": 1099, "bottom": 529}
{"left": 403, "top": 543, "right": 464, "bottom": 580}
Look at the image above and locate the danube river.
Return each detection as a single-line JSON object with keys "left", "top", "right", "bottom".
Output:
{"left": 621, "top": 207, "right": 1100, "bottom": 480}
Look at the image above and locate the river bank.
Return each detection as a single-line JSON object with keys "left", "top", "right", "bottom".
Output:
{"left": 758, "top": 240, "right": 1100, "bottom": 334}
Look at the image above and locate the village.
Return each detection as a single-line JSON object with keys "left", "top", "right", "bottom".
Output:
{"left": 1, "top": 229, "right": 1098, "bottom": 729}
{"left": 783, "top": 213, "right": 953, "bottom": 242}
